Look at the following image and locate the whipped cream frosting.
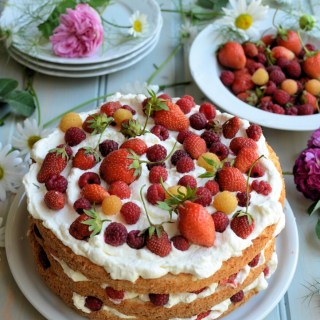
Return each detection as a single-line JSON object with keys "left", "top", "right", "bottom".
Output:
{"left": 24, "top": 93, "right": 285, "bottom": 282}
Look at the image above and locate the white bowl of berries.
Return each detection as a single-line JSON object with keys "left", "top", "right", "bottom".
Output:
{"left": 189, "top": 11, "right": 320, "bottom": 131}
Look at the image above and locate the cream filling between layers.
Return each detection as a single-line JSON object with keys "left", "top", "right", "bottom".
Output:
{"left": 24, "top": 93, "right": 285, "bottom": 282}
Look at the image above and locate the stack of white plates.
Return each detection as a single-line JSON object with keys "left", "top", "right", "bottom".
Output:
{"left": 1, "top": 0, "right": 162, "bottom": 77}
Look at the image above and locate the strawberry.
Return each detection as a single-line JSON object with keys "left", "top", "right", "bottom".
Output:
{"left": 178, "top": 201, "right": 215, "bottom": 247}
{"left": 99, "top": 149, "right": 138, "bottom": 185}
{"left": 183, "top": 134, "right": 207, "bottom": 159}
{"left": 37, "top": 145, "right": 70, "bottom": 183}
{"left": 271, "top": 46, "right": 295, "bottom": 61}
{"left": 229, "top": 137, "right": 257, "bottom": 155}
{"left": 100, "top": 101, "right": 122, "bottom": 116}
{"left": 243, "top": 42, "right": 258, "bottom": 58}
{"left": 261, "top": 34, "right": 275, "bottom": 46}
{"left": 217, "top": 167, "right": 246, "bottom": 192}
{"left": 82, "top": 113, "right": 99, "bottom": 133}
{"left": 218, "top": 42, "right": 246, "bottom": 69}
{"left": 69, "top": 214, "right": 92, "bottom": 240}
{"left": 303, "top": 51, "right": 320, "bottom": 79}
{"left": 73, "top": 147, "right": 101, "bottom": 170}
{"left": 44, "top": 190, "right": 65, "bottom": 210}
{"left": 81, "top": 183, "right": 109, "bottom": 204}
{"left": 234, "top": 147, "right": 259, "bottom": 173}
{"left": 146, "top": 228, "right": 172, "bottom": 257}
{"left": 300, "top": 90, "right": 318, "bottom": 111}
{"left": 230, "top": 212, "right": 255, "bottom": 239}
{"left": 231, "top": 73, "right": 254, "bottom": 95}
{"left": 276, "top": 29, "right": 302, "bottom": 55}
{"left": 120, "top": 138, "right": 148, "bottom": 155}
{"left": 222, "top": 116, "right": 241, "bottom": 139}
{"left": 153, "top": 101, "right": 190, "bottom": 131}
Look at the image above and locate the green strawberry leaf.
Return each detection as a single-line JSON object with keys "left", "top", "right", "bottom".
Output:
{"left": 157, "top": 201, "right": 172, "bottom": 212}
{"left": 5, "top": 90, "right": 35, "bottom": 117}
{"left": 308, "top": 200, "right": 320, "bottom": 216}
{"left": 0, "top": 78, "right": 18, "bottom": 99}
{"left": 88, "top": 0, "right": 110, "bottom": 11}
{"left": 82, "top": 208, "right": 110, "bottom": 238}
{"left": 198, "top": 172, "right": 215, "bottom": 178}
{"left": 315, "top": 219, "right": 320, "bottom": 240}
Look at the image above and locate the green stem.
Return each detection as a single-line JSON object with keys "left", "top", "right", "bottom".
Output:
{"left": 43, "top": 93, "right": 114, "bottom": 128}
{"left": 161, "top": 9, "right": 191, "bottom": 14}
{"left": 0, "top": 111, "right": 11, "bottom": 126}
{"left": 282, "top": 171, "right": 293, "bottom": 175}
{"left": 146, "top": 43, "right": 182, "bottom": 85}
{"left": 140, "top": 185, "right": 154, "bottom": 226}
{"left": 159, "top": 81, "right": 191, "bottom": 90}
{"left": 102, "top": 18, "right": 130, "bottom": 29}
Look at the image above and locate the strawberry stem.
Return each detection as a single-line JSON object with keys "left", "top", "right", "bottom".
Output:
{"left": 140, "top": 185, "right": 154, "bottom": 227}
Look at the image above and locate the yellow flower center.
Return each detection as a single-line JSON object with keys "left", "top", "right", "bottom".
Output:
{"left": 235, "top": 14, "right": 253, "bottom": 30}
{"left": 28, "top": 135, "right": 41, "bottom": 149}
{"left": 0, "top": 166, "right": 3, "bottom": 180}
{"left": 133, "top": 20, "right": 142, "bottom": 33}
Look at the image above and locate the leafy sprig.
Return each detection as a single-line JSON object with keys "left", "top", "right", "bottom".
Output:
{"left": 83, "top": 146, "right": 101, "bottom": 163}
{"left": 308, "top": 200, "right": 320, "bottom": 239}
{"left": 82, "top": 207, "right": 110, "bottom": 238}
{"left": 198, "top": 156, "right": 223, "bottom": 179}
{"left": 87, "top": 113, "right": 114, "bottom": 135}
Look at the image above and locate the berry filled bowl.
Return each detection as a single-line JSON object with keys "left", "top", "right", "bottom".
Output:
{"left": 189, "top": 10, "right": 320, "bottom": 131}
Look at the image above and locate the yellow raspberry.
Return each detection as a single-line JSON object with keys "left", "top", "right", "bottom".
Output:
{"left": 59, "top": 112, "right": 82, "bottom": 132}
{"left": 251, "top": 68, "right": 269, "bottom": 85}
{"left": 113, "top": 109, "right": 133, "bottom": 126}
{"left": 102, "top": 195, "right": 122, "bottom": 216}
{"left": 213, "top": 191, "right": 238, "bottom": 214}
{"left": 166, "top": 185, "right": 187, "bottom": 199}
{"left": 305, "top": 79, "right": 320, "bottom": 96}
{"left": 197, "top": 152, "right": 220, "bottom": 172}
{"left": 281, "top": 79, "right": 298, "bottom": 95}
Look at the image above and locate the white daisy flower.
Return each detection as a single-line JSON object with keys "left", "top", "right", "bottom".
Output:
{"left": 0, "top": 217, "right": 5, "bottom": 247}
{"left": 221, "top": 0, "right": 269, "bottom": 40}
{"left": 128, "top": 11, "right": 149, "bottom": 37}
{"left": 180, "top": 20, "right": 198, "bottom": 43}
{"left": 12, "top": 118, "right": 50, "bottom": 159}
{"left": 121, "top": 81, "right": 159, "bottom": 96}
{"left": 0, "top": 144, "right": 26, "bottom": 202}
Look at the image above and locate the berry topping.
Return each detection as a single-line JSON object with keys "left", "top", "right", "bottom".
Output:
{"left": 194, "top": 187, "right": 212, "bottom": 207}
{"left": 183, "top": 135, "right": 207, "bottom": 160}
{"left": 250, "top": 162, "right": 265, "bottom": 177}
{"left": 113, "top": 108, "right": 133, "bottom": 125}
{"left": 217, "top": 167, "right": 246, "bottom": 192}
{"left": 59, "top": 112, "right": 82, "bottom": 132}
{"left": 246, "top": 124, "right": 262, "bottom": 141}
{"left": 196, "top": 310, "right": 211, "bottom": 320}
{"left": 230, "top": 212, "right": 255, "bottom": 239}
{"left": 109, "top": 181, "right": 131, "bottom": 199}
{"left": 81, "top": 184, "right": 109, "bottom": 204}
{"left": 273, "top": 89, "right": 290, "bottom": 105}
{"left": 229, "top": 137, "right": 257, "bottom": 155}
{"left": 176, "top": 156, "right": 195, "bottom": 173}
{"left": 213, "top": 191, "right": 238, "bottom": 214}
{"left": 64, "top": 127, "right": 86, "bottom": 146}
{"left": 69, "top": 214, "right": 92, "bottom": 240}
{"left": 85, "top": 296, "right": 103, "bottom": 311}
{"left": 209, "top": 142, "right": 229, "bottom": 160}
{"left": 150, "top": 125, "right": 169, "bottom": 141}
{"left": 104, "top": 222, "right": 128, "bottom": 246}
{"left": 149, "top": 166, "right": 168, "bottom": 183}
{"left": 177, "top": 129, "right": 193, "bottom": 144}
{"left": 251, "top": 180, "right": 272, "bottom": 195}
{"left": 120, "top": 138, "right": 148, "bottom": 156}
{"left": 127, "top": 230, "right": 145, "bottom": 249}
{"left": 73, "top": 198, "right": 92, "bottom": 214}
{"left": 176, "top": 96, "right": 195, "bottom": 114}
{"left": 100, "top": 101, "right": 122, "bottom": 116}
{"left": 263, "top": 266, "right": 270, "bottom": 277}
{"left": 200, "top": 130, "right": 220, "bottom": 148}
{"left": 78, "top": 172, "right": 101, "bottom": 189}
{"left": 99, "top": 139, "right": 119, "bottom": 157}
{"left": 146, "top": 144, "right": 167, "bottom": 162}
{"left": 45, "top": 174, "right": 68, "bottom": 193}
{"left": 121, "top": 104, "right": 136, "bottom": 115}
{"left": 178, "top": 175, "right": 197, "bottom": 189}
{"left": 149, "top": 293, "right": 169, "bottom": 306}
{"left": 199, "top": 102, "right": 217, "bottom": 120}
{"left": 236, "top": 192, "right": 251, "bottom": 207}
{"left": 222, "top": 116, "right": 241, "bottom": 139}
{"left": 211, "top": 211, "right": 229, "bottom": 233}
{"left": 102, "top": 195, "right": 122, "bottom": 216}
{"left": 171, "top": 150, "right": 190, "bottom": 166}
{"left": 171, "top": 235, "right": 190, "bottom": 251}
{"left": 120, "top": 202, "right": 141, "bottom": 225}
{"left": 204, "top": 180, "right": 220, "bottom": 196}
{"left": 248, "top": 253, "right": 260, "bottom": 267}
{"left": 220, "top": 70, "right": 235, "bottom": 86}
{"left": 230, "top": 290, "right": 244, "bottom": 303}
{"left": 146, "top": 184, "right": 166, "bottom": 205}
{"left": 157, "top": 93, "right": 171, "bottom": 100}
{"left": 298, "top": 103, "right": 314, "bottom": 115}
{"left": 73, "top": 147, "right": 101, "bottom": 170}
{"left": 44, "top": 190, "right": 65, "bottom": 210}
{"left": 234, "top": 147, "right": 259, "bottom": 173}
{"left": 189, "top": 112, "right": 207, "bottom": 130}
{"left": 146, "top": 228, "right": 172, "bottom": 257}
{"left": 105, "top": 287, "right": 125, "bottom": 300}
{"left": 269, "top": 69, "right": 286, "bottom": 85}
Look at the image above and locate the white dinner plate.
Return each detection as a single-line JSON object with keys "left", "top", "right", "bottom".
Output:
{"left": 5, "top": 187, "right": 299, "bottom": 320}
{"left": 189, "top": 10, "right": 320, "bottom": 131}
{"left": 1, "top": 0, "right": 161, "bottom": 64}
{"left": 7, "top": 30, "right": 160, "bottom": 78}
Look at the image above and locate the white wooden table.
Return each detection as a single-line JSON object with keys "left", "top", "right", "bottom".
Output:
{"left": 1, "top": 1, "right": 320, "bottom": 319}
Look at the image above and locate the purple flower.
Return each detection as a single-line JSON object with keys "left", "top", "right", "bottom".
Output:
{"left": 307, "top": 128, "right": 320, "bottom": 148}
{"left": 50, "top": 4, "right": 103, "bottom": 58}
{"left": 293, "top": 148, "right": 320, "bottom": 201}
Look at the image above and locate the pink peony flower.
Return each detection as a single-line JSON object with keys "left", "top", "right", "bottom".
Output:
{"left": 50, "top": 4, "right": 103, "bottom": 58}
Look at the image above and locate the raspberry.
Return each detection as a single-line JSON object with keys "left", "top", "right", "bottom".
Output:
{"left": 146, "top": 184, "right": 165, "bottom": 205}
{"left": 102, "top": 195, "right": 122, "bottom": 216}
{"left": 171, "top": 150, "right": 190, "bottom": 166}
{"left": 264, "top": 81, "right": 276, "bottom": 95}
{"left": 256, "top": 52, "right": 267, "bottom": 64}
{"left": 276, "top": 57, "right": 290, "bottom": 68}
{"left": 146, "top": 229, "right": 172, "bottom": 257}
{"left": 100, "top": 101, "right": 122, "bottom": 116}
{"left": 189, "top": 112, "right": 207, "bottom": 130}
{"left": 121, "top": 104, "right": 136, "bottom": 115}
{"left": 104, "top": 222, "right": 128, "bottom": 246}
{"left": 150, "top": 125, "right": 169, "bottom": 141}
{"left": 176, "top": 156, "right": 195, "bottom": 173}
{"left": 171, "top": 235, "right": 190, "bottom": 251}
{"left": 109, "top": 181, "right": 131, "bottom": 199}
{"left": 59, "top": 112, "right": 83, "bottom": 132}
{"left": 105, "top": 287, "right": 125, "bottom": 300}
{"left": 146, "top": 144, "right": 167, "bottom": 162}
{"left": 222, "top": 116, "right": 241, "bottom": 139}
{"left": 157, "top": 93, "right": 172, "bottom": 100}
{"left": 246, "top": 124, "right": 262, "bottom": 141}
{"left": 285, "top": 60, "right": 301, "bottom": 78}
{"left": 204, "top": 180, "right": 219, "bottom": 195}
{"left": 194, "top": 187, "right": 212, "bottom": 206}
{"left": 127, "top": 230, "right": 145, "bottom": 249}
{"left": 230, "top": 290, "right": 244, "bottom": 303}
{"left": 149, "top": 166, "right": 168, "bottom": 183}
{"left": 44, "top": 190, "right": 65, "bottom": 210}
{"left": 209, "top": 142, "right": 229, "bottom": 160}
{"left": 85, "top": 296, "right": 103, "bottom": 311}
{"left": 271, "top": 103, "right": 285, "bottom": 114}
{"left": 177, "top": 129, "right": 193, "bottom": 144}
{"left": 64, "top": 127, "right": 86, "bottom": 146}
{"left": 45, "top": 174, "right": 68, "bottom": 193}
{"left": 251, "top": 180, "right": 272, "bottom": 195}
{"left": 178, "top": 175, "right": 197, "bottom": 189}
{"left": 120, "top": 202, "right": 141, "bottom": 224}
{"left": 269, "top": 69, "right": 286, "bottom": 85}
{"left": 176, "top": 97, "right": 194, "bottom": 114}
{"left": 263, "top": 266, "right": 270, "bottom": 277}
{"left": 181, "top": 95, "right": 195, "bottom": 103}
{"left": 73, "top": 198, "right": 91, "bottom": 214}
{"left": 199, "top": 102, "right": 217, "bottom": 120}
{"left": 213, "top": 191, "right": 238, "bottom": 214}
{"left": 147, "top": 162, "right": 166, "bottom": 171}
{"left": 211, "top": 211, "right": 229, "bottom": 232}
{"left": 220, "top": 70, "right": 235, "bottom": 86}
{"left": 39, "top": 247, "right": 51, "bottom": 269}
{"left": 99, "top": 139, "right": 119, "bottom": 157}
{"left": 250, "top": 162, "right": 265, "bottom": 177}
{"left": 248, "top": 253, "right": 260, "bottom": 267}
{"left": 149, "top": 294, "right": 169, "bottom": 306}
{"left": 200, "top": 130, "right": 220, "bottom": 148}
{"left": 266, "top": 65, "right": 280, "bottom": 73}
{"left": 78, "top": 172, "right": 101, "bottom": 189}
{"left": 286, "top": 106, "right": 298, "bottom": 115}
{"left": 236, "top": 192, "right": 251, "bottom": 207}
{"left": 298, "top": 104, "right": 314, "bottom": 115}
{"left": 273, "top": 89, "right": 290, "bottom": 105}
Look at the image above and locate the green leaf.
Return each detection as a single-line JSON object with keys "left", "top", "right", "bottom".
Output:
{"left": 308, "top": 200, "right": 320, "bottom": 216}
{"left": 38, "top": 0, "right": 77, "bottom": 39}
{"left": 88, "top": 0, "right": 110, "bottom": 10}
{"left": 315, "top": 219, "right": 320, "bottom": 240}
{"left": 0, "top": 79, "right": 18, "bottom": 99}
{"left": 157, "top": 201, "right": 172, "bottom": 212}
{"left": 198, "top": 172, "right": 215, "bottom": 178}
{"left": 5, "top": 90, "right": 35, "bottom": 117}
